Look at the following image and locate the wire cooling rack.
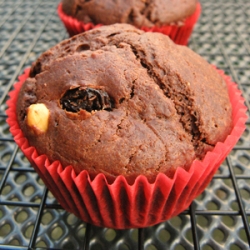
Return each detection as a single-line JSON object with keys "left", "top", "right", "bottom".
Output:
{"left": 0, "top": 0, "right": 250, "bottom": 249}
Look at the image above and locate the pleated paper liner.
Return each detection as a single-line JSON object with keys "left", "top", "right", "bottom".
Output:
{"left": 6, "top": 67, "right": 247, "bottom": 229}
{"left": 57, "top": 2, "right": 201, "bottom": 45}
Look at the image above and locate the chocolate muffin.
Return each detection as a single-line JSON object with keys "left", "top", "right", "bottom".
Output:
{"left": 61, "top": 0, "right": 198, "bottom": 27}
{"left": 16, "top": 24, "right": 232, "bottom": 183}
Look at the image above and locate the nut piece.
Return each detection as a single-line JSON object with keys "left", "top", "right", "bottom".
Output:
{"left": 26, "top": 103, "right": 50, "bottom": 135}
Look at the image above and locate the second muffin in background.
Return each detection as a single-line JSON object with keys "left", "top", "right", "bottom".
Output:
{"left": 58, "top": 0, "right": 201, "bottom": 45}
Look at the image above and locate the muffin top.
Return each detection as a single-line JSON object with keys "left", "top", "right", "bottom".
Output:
{"left": 16, "top": 24, "right": 232, "bottom": 183}
{"left": 62, "top": 0, "right": 198, "bottom": 27}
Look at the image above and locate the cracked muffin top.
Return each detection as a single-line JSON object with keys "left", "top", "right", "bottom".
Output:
{"left": 61, "top": 0, "right": 198, "bottom": 27}
{"left": 16, "top": 24, "right": 232, "bottom": 183}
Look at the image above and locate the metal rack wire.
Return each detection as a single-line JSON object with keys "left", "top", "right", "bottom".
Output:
{"left": 0, "top": 0, "right": 249, "bottom": 249}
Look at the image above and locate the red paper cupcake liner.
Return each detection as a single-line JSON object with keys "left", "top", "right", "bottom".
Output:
{"left": 6, "top": 67, "right": 247, "bottom": 229}
{"left": 57, "top": 2, "right": 201, "bottom": 45}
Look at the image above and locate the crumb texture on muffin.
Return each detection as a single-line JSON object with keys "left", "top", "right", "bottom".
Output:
{"left": 17, "top": 24, "right": 232, "bottom": 182}
{"left": 61, "top": 0, "right": 198, "bottom": 27}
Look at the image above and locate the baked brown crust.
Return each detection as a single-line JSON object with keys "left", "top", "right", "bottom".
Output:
{"left": 61, "top": 0, "right": 198, "bottom": 27}
{"left": 17, "top": 24, "right": 232, "bottom": 183}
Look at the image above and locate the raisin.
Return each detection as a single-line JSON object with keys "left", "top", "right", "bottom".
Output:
{"left": 60, "top": 87, "right": 114, "bottom": 112}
